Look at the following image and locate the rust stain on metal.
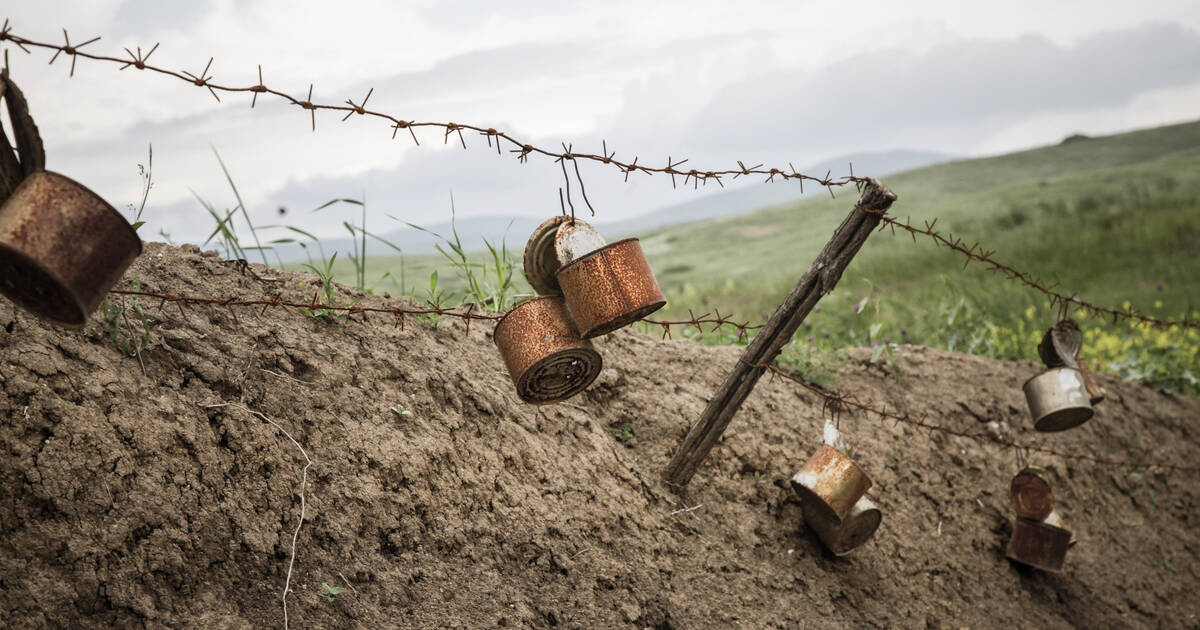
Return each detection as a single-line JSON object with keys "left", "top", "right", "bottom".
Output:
{"left": 0, "top": 171, "right": 142, "bottom": 328}
{"left": 1023, "top": 367, "right": 1093, "bottom": 432}
{"left": 790, "top": 443, "right": 872, "bottom": 524}
{"left": 1006, "top": 517, "right": 1071, "bottom": 572}
{"left": 555, "top": 238, "right": 665, "bottom": 338}
{"left": 1010, "top": 467, "right": 1054, "bottom": 521}
{"left": 493, "top": 296, "right": 602, "bottom": 404}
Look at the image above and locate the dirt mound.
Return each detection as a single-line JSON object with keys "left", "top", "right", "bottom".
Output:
{"left": 1, "top": 243, "right": 1197, "bottom": 629}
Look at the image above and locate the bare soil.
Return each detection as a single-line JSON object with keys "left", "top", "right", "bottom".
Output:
{"left": 1, "top": 242, "right": 1197, "bottom": 629}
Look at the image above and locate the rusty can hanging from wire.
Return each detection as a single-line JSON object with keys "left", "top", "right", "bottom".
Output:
{"left": 790, "top": 442, "right": 872, "bottom": 524}
{"left": 802, "top": 494, "right": 883, "bottom": 556}
{"left": 555, "top": 238, "right": 666, "bottom": 338}
{"left": 1023, "top": 367, "right": 1094, "bottom": 432}
{"left": 0, "top": 72, "right": 141, "bottom": 328}
{"left": 523, "top": 214, "right": 665, "bottom": 337}
{"left": 493, "top": 296, "right": 602, "bottom": 404}
{"left": 1006, "top": 517, "right": 1072, "bottom": 572}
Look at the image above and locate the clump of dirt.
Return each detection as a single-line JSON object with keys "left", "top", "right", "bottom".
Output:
{"left": 0, "top": 242, "right": 1197, "bottom": 629}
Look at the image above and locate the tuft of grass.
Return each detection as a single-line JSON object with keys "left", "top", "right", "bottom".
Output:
{"left": 299, "top": 253, "right": 357, "bottom": 326}
{"left": 393, "top": 194, "right": 520, "bottom": 313}
{"left": 613, "top": 423, "right": 636, "bottom": 446}
{"left": 319, "top": 582, "right": 345, "bottom": 603}
{"left": 126, "top": 144, "right": 153, "bottom": 232}
{"left": 776, "top": 343, "right": 847, "bottom": 389}
{"left": 97, "top": 278, "right": 152, "bottom": 373}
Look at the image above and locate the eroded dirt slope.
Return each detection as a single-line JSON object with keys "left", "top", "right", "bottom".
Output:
{"left": 0, "top": 243, "right": 1197, "bottom": 629}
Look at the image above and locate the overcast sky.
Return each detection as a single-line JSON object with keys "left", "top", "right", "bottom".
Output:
{"left": 4, "top": 1, "right": 1199, "bottom": 245}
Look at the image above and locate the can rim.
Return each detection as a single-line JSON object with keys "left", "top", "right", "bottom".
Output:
{"left": 555, "top": 237, "right": 641, "bottom": 275}
{"left": 1022, "top": 366, "right": 1083, "bottom": 391}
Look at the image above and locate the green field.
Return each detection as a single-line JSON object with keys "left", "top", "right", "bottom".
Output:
{"left": 289, "top": 120, "right": 1200, "bottom": 394}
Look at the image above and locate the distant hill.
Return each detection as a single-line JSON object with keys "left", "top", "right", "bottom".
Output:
{"left": 272, "top": 149, "right": 955, "bottom": 261}
{"left": 631, "top": 117, "right": 1200, "bottom": 357}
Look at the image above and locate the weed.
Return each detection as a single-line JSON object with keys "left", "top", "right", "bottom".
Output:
{"left": 415, "top": 271, "right": 446, "bottom": 330}
{"left": 776, "top": 343, "right": 846, "bottom": 389}
{"left": 126, "top": 144, "right": 153, "bottom": 231}
{"left": 1121, "top": 466, "right": 1159, "bottom": 511}
{"left": 299, "top": 254, "right": 357, "bottom": 326}
{"left": 613, "top": 423, "right": 636, "bottom": 446}
{"left": 395, "top": 194, "right": 519, "bottom": 313}
{"left": 391, "top": 404, "right": 412, "bottom": 418}
{"left": 313, "top": 195, "right": 409, "bottom": 294}
{"left": 319, "top": 583, "right": 345, "bottom": 603}
{"left": 99, "top": 278, "right": 152, "bottom": 364}
{"left": 211, "top": 147, "right": 269, "bottom": 265}
{"left": 1125, "top": 433, "right": 1145, "bottom": 456}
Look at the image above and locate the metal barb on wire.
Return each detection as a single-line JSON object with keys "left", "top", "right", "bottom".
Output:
{"left": 181, "top": 56, "right": 219, "bottom": 102}
{"left": 341, "top": 87, "right": 373, "bottom": 122}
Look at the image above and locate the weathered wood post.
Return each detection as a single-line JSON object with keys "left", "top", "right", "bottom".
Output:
{"left": 662, "top": 178, "right": 897, "bottom": 490}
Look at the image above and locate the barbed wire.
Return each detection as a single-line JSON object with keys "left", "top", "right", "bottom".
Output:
{"left": 0, "top": 23, "right": 865, "bottom": 195}
{"left": 759, "top": 363, "right": 1199, "bottom": 474}
{"left": 109, "top": 288, "right": 501, "bottom": 332}
{"left": 875, "top": 215, "right": 1198, "bottom": 330}
{"left": 642, "top": 309, "right": 765, "bottom": 339}
{"left": 108, "top": 287, "right": 767, "bottom": 340}
{"left": 2, "top": 23, "right": 1186, "bottom": 332}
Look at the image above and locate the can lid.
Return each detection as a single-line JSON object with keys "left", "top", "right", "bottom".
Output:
{"left": 554, "top": 219, "right": 607, "bottom": 266}
{"left": 1010, "top": 467, "right": 1054, "bottom": 520}
{"left": 523, "top": 216, "right": 571, "bottom": 296}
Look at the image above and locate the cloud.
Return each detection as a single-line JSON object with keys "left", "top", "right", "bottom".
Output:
{"left": 8, "top": 5, "right": 1199, "bottom": 247}
{"left": 684, "top": 23, "right": 1200, "bottom": 160}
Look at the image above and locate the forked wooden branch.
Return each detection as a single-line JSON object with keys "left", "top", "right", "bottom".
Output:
{"left": 662, "top": 178, "right": 897, "bottom": 490}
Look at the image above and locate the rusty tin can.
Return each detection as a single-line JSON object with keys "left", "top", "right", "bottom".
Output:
{"left": 0, "top": 171, "right": 142, "bottom": 328}
{"left": 1006, "top": 517, "right": 1072, "bottom": 572}
{"left": 555, "top": 238, "right": 666, "bottom": 338}
{"left": 1010, "top": 467, "right": 1054, "bottom": 521}
{"left": 493, "top": 296, "right": 603, "bottom": 404}
{"left": 523, "top": 216, "right": 571, "bottom": 296}
{"left": 803, "top": 494, "right": 882, "bottom": 556}
{"left": 1023, "top": 367, "right": 1094, "bottom": 432}
{"left": 790, "top": 444, "right": 872, "bottom": 524}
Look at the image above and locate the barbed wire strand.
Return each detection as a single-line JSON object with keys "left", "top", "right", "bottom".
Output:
{"left": 3, "top": 23, "right": 1191, "bottom": 332}
{"left": 758, "top": 363, "right": 1199, "bottom": 474}
{"left": 108, "top": 288, "right": 765, "bottom": 339}
{"left": 0, "top": 23, "right": 863, "bottom": 193}
{"left": 871, "top": 215, "right": 1197, "bottom": 330}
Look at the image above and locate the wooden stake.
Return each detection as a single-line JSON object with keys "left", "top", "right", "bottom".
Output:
{"left": 662, "top": 178, "right": 897, "bottom": 490}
